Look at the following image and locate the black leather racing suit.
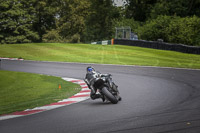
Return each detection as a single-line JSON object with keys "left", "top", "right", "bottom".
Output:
{"left": 85, "top": 71, "right": 103, "bottom": 99}
{"left": 85, "top": 71, "right": 119, "bottom": 100}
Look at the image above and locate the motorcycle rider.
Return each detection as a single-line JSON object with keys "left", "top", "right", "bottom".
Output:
{"left": 84, "top": 66, "right": 121, "bottom": 101}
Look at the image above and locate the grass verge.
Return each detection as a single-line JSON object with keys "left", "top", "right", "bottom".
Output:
{"left": 0, "top": 43, "right": 200, "bottom": 69}
{"left": 0, "top": 70, "right": 81, "bottom": 115}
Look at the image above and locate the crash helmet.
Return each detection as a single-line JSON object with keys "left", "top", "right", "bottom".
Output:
{"left": 86, "top": 66, "right": 95, "bottom": 73}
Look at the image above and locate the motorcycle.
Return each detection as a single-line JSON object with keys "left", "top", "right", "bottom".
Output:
{"left": 85, "top": 73, "right": 121, "bottom": 104}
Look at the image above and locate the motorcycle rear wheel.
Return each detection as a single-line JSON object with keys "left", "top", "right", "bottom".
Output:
{"left": 102, "top": 87, "right": 118, "bottom": 104}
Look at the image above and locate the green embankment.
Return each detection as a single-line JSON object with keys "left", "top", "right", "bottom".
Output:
{"left": 0, "top": 43, "right": 200, "bottom": 114}
{"left": 0, "top": 70, "right": 81, "bottom": 115}
{"left": 0, "top": 43, "right": 200, "bottom": 69}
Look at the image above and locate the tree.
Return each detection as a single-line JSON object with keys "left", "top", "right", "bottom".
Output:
{"left": 32, "top": 0, "right": 58, "bottom": 41}
{"left": 137, "top": 15, "right": 172, "bottom": 41}
{"left": 0, "top": 0, "right": 39, "bottom": 44}
{"left": 84, "top": 0, "right": 120, "bottom": 42}
{"left": 166, "top": 16, "right": 200, "bottom": 46}
{"left": 150, "top": 0, "right": 200, "bottom": 19}
{"left": 125, "top": 0, "right": 158, "bottom": 21}
{"left": 56, "top": 0, "right": 91, "bottom": 43}
{"left": 188, "top": 0, "right": 200, "bottom": 17}
{"left": 137, "top": 15, "right": 200, "bottom": 46}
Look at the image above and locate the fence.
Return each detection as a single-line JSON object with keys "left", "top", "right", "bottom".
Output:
{"left": 91, "top": 39, "right": 114, "bottom": 45}
{"left": 114, "top": 39, "right": 200, "bottom": 54}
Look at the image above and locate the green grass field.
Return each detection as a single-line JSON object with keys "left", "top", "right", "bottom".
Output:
{"left": 0, "top": 70, "right": 81, "bottom": 115}
{"left": 0, "top": 43, "right": 200, "bottom": 69}
{"left": 0, "top": 43, "right": 200, "bottom": 114}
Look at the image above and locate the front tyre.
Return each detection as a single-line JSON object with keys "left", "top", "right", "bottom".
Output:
{"left": 102, "top": 87, "right": 118, "bottom": 104}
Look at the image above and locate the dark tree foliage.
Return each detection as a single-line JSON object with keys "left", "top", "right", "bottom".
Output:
{"left": 125, "top": 0, "right": 158, "bottom": 21}
{"left": 1, "top": 0, "right": 200, "bottom": 45}
{"left": 57, "top": 0, "right": 91, "bottom": 42}
{"left": 32, "top": 0, "right": 58, "bottom": 42}
{"left": 123, "top": 0, "right": 200, "bottom": 46}
{"left": 137, "top": 15, "right": 200, "bottom": 46}
{"left": 125, "top": 0, "right": 200, "bottom": 20}
{"left": 83, "top": 0, "right": 120, "bottom": 42}
{"left": 0, "top": 0, "right": 39, "bottom": 44}
{"left": 0, "top": 0, "right": 58, "bottom": 44}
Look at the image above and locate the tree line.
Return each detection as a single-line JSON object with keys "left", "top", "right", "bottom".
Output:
{"left": 0, "top": 0, "right": 200, "bottom": 46}
{"left": 124, "top": 0, "right": 200, "bottom": 46}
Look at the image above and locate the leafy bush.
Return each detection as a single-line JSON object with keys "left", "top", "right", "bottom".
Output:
{"left": 137, "top": 15, "right": 200, "bottom": 46}
{"left": 166, "top": 16, "right": 200, "bottom": 46}
{"left": 42, "top": 30, "right": 81, "bottom": 43}
{"left": 137, "top": 15, "right": 172, "bottom": 42}
{"left": 69, "top": 33, "right": 80, "bottom": 43}
{"left": 42, "top": 29, "right": 62, "bottom": 43}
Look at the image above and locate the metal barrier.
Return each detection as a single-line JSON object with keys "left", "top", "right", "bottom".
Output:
{"left": 91, "top": 39, "right": 113, "bottom": 45}
{"left": 114, "top": 39, "right": 200, "bottom": 54}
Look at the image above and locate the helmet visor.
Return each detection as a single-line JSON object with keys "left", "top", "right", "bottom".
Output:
{"left": 88, "top": 68, "right": 93, "bottom": 72}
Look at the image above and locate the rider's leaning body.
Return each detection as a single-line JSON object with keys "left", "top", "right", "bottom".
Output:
{"left": 84, "top": 67, "right": 104, "bottom": 100}
{"left": 84, "top": 66, "right": 120, "bottom": 101}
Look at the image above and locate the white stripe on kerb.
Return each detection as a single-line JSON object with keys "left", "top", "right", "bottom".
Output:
{"left": 75, "top": 92, "right": 90, "bottom": 96}
{"left": 0, "top": 115, "right": 23, "bottom": 120}
{"left": 31, "top": 105, "right": 64, "bottom": 111}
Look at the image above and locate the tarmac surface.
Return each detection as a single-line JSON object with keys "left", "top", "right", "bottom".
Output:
{"left": 0, "top": 60, "right": 200, "bottom": 133}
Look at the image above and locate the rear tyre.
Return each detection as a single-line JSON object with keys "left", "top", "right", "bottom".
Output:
{"left": 102, "top": 87, "right": 118, "bottom": 104}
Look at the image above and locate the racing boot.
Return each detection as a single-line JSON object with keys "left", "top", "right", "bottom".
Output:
{"left": 91, "top": 94, "right": 105, "bottom": 102}
{"left": 90, "top": 93, "right": 101, "bottom": 100}
{"left": 101, "top": 95, "right": 105, "bottom": 102}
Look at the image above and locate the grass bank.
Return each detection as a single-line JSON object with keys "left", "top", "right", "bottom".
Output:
{"left": 0, "top": 70, "right": 81, "bottom": 115}
{"left": 0, "top": 43, "right": 200, "bottom": 69}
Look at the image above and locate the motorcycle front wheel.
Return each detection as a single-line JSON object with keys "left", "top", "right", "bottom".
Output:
{"left": 102, "top": 87, "right": 118, "bottom": 104}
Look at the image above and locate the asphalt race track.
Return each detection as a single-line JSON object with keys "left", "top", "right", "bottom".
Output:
{"left": 0, "top": 60, "right": 200, "bottom": 133}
